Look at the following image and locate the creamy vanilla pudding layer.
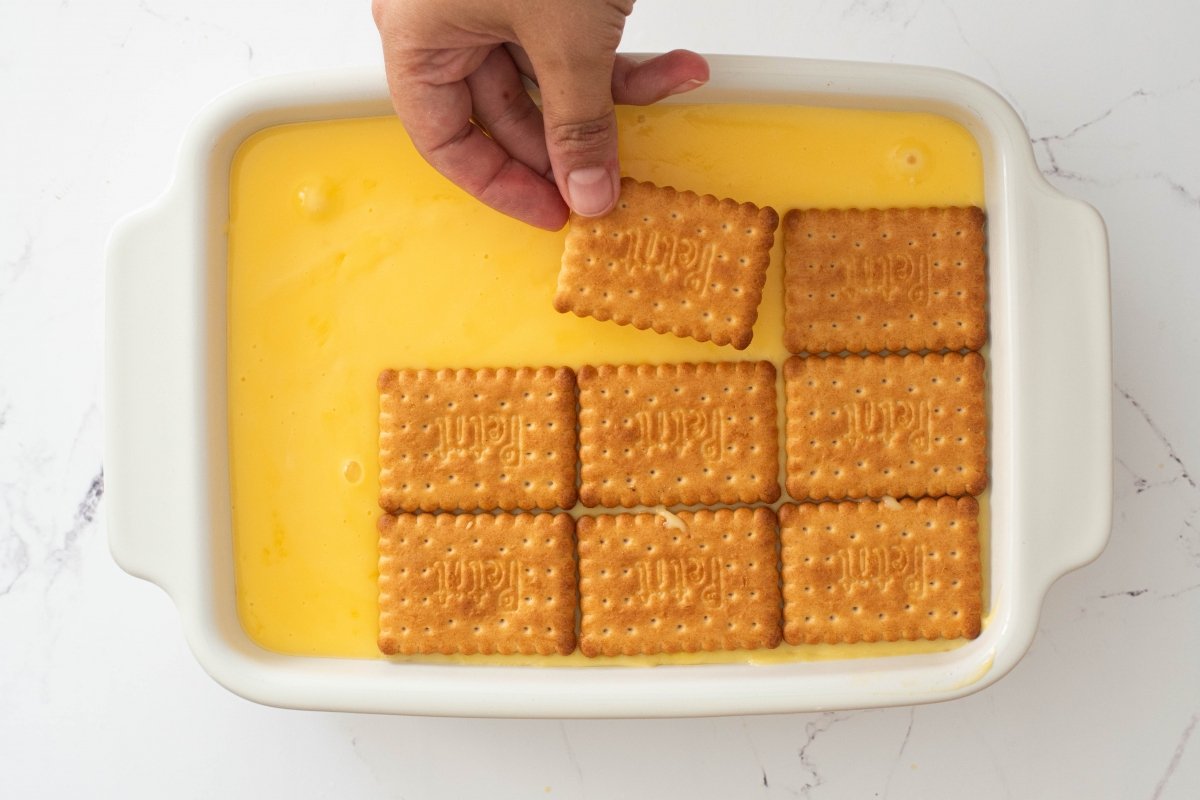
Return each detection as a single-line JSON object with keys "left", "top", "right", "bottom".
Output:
{"left": 227, "top": 104, "right": 986, "bottom": 662}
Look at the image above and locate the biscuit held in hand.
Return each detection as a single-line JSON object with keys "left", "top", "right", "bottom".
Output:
{"left": 556, "top": 179, "right": 779, "bottom": 348}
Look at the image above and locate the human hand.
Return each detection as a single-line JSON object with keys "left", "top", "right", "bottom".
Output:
{"left": 373, "top": 0, "right": 709, "bottom": 230}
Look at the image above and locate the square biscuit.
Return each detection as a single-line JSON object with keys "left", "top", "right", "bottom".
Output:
{"left": 577, "top": 361, "right": 780, "bottom": 507}
{"left": 780, "top": 497, "right": 982, "bottom": 644}
{"left": 378, "top": 366, "right": 577, "bottom": 512}
{"left": 378, "top": 512, "right": 577, "bottom": 656}
{"left": 577, "top": 508, "right": 782, "bottom": 656}
{"left": 783, "top": 207, "right": 987, "bottom": 353}
{"left": 555, "top": 178, "right": 779, "bottom": 350}
{"left": 784, "top": 353, "right": 987, "bottom": 501}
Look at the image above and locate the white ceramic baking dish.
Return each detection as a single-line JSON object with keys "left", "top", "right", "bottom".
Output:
{"left": 105, "top": 56, "right": 1111, "bottom": 717}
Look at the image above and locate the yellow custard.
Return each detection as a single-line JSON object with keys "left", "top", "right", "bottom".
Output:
{"left": 227, "top": 104, "right": 985, "bottom": 661}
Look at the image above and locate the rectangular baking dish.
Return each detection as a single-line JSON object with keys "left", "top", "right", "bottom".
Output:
{"left": 105, "top": 56, "right": 1111, "bottom": 717}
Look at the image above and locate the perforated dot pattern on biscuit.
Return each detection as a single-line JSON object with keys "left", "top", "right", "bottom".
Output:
{"left": 577, "top": 361, "right": 780, "bottom": 508}
{"left": 783, "top": 353, "right": 987, "bottom": 501}
{"left": 781, "top": 207, "right": 987, "bottom": 354}
{"left": 378, "top": 366, "right": 578, "bottom": 513}
{"left": 577, "top": 508, "right": 782, "bottom": 656}
{"left": 377, "top": 512, "right": 578, "bottom": 656}
{"left": 778, "top": 497, "right": 982, "bottom": 644}
{"left": 555, "top": 178, "right": 779, "bottom": 350}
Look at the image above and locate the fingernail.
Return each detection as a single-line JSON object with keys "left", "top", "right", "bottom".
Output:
{"left": 668, "top": 78, "right": 707, "bottom": 96}
{"left": 566, "top": 167, "right": 616, "bottom": 216}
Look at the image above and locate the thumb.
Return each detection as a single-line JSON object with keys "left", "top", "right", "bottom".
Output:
{"left": 526, "top": 45, "right": 623, "bottom": 217}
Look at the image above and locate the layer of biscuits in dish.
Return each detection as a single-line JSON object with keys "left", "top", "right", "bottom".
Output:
{"left": 378, "top": 188, "right": 989, "bottom": 659}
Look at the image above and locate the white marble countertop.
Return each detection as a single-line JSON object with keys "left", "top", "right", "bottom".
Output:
{"left": 3, "top": 0, "right": 1197, "bottom": 797}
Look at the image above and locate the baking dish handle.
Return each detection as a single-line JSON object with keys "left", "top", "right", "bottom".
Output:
{"left": 1013, "top": 184, "right": 1112, "bottom": 595}
{"left": 105, "top": 191, "right": 202, "bottom": 601}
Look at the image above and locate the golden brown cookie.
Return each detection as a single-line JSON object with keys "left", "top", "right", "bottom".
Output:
{"left": 555, "top": 178, "right": 779, "bottom": 350}
{"left": 378, "top": 512, "right": 577, "bottom": 656}
{"left": 577, "top": 361, "right": 780, "bottom": 507}
{"left": 378, "top": 366, "right": 577, "bottom": 512}
{"left": 577, "top": 508, "right": 782, "bottom": 656}
{"left": 780, "top": 497, "right": 982, "bottom": 644}
{"left": 783, "top": 207, "right": 987, "bottom": 353}
{"left": 784, "top": 353, "right": 987, "bottom": 501}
